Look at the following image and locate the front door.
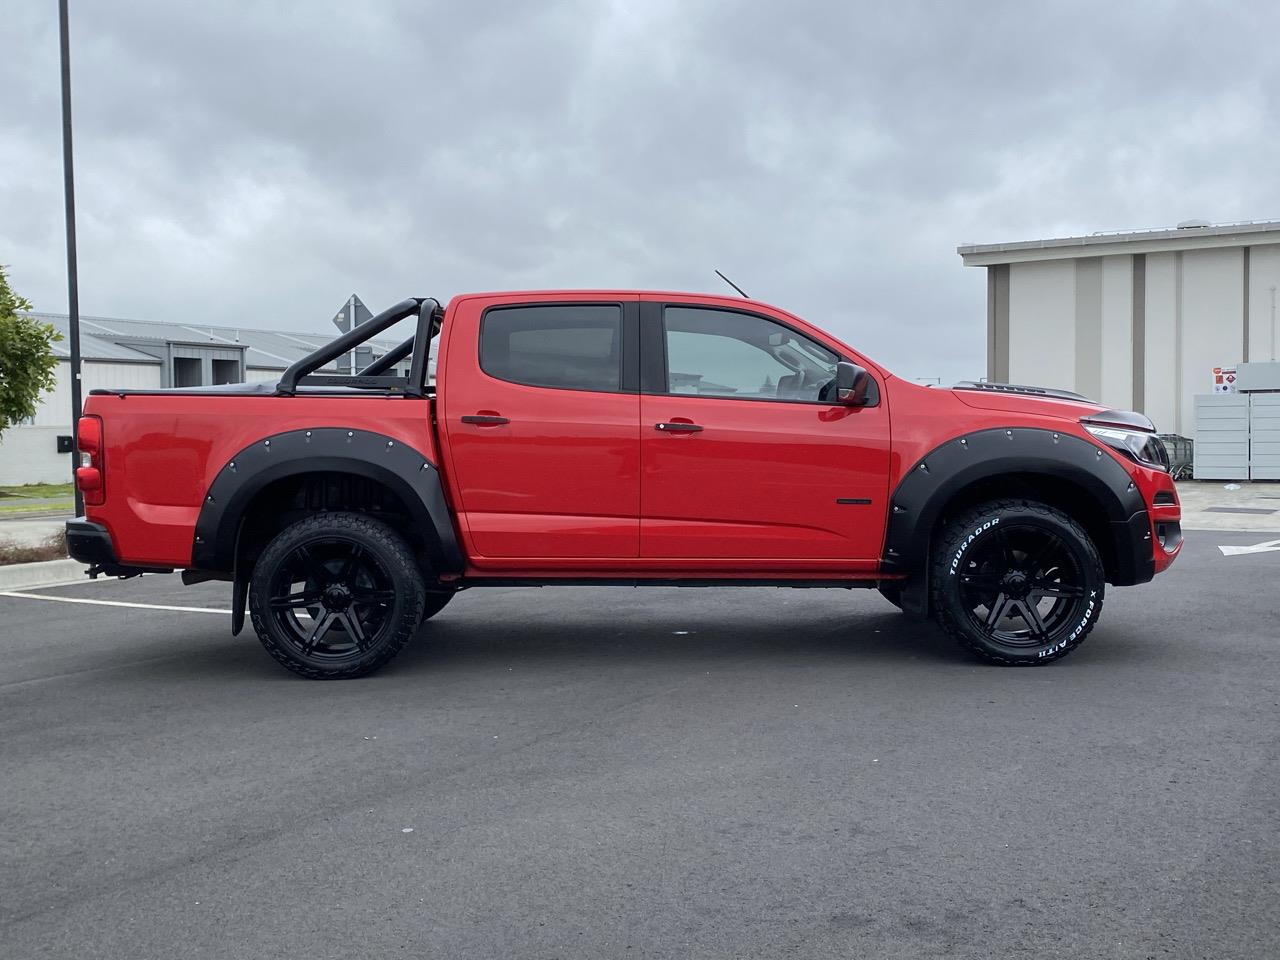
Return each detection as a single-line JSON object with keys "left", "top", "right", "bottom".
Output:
{"left": 442, "top": 297, "right": 640, "bottom": 560}
{"left": 639, "top": 301, "right": 890, "bottom": 562}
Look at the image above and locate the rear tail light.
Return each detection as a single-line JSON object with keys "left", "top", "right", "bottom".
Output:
{"left": 76, "top": 415, "right": 104, "bottom": 506}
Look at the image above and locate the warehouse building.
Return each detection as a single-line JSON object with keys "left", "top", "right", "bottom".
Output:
{"left": 958, "top": 219, "right": 1280, "bottom": 437}
{"left": 1, "top": 310, "right": 415, "bottom": 486}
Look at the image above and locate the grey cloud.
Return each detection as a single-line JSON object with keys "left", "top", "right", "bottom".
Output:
{"left": 3, "top": 0, "right": 1278, "bottom": 383}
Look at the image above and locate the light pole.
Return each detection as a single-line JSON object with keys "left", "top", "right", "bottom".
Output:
{"left": 58, "top": 0, "right": 84, "bottom": 515}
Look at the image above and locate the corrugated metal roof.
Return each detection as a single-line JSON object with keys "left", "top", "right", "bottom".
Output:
{"left": 23, "top": 311, "right": 403, "bottom": 370}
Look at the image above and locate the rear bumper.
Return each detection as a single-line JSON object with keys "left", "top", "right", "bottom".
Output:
{"left": 65, "top": 518, "right": 170, "bottom": 578}
{"left": 66, "top": 518, "right": 116, "bottom": 566}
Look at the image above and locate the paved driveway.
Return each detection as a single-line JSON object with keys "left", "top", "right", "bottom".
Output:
{"left": 2, "top": 530, "right": 1277, "bottom": 959}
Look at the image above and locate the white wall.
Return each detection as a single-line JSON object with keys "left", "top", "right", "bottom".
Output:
{"left": 0, "top": 427, "right": 70, "bottom": 485}
{"left": 1180, "top": 248, "right": 1244, "bottom": 435}
{"left": 996, "top": 241, "right": 1273, "bottom": 438}
{"left": 1008, "top": 260, "right": 1076, "bottom": 392}
{"left": 30, "top": 359, "right": 162, "bottom": 426}
{"left": 1097, "top": 255, "right": 1133, "bottom": 410}
{"left": 1143, "top": 252, "right": 1180, "bottom": 433}
{"left": 0, "top": 359, "right": 162, "bottom": 487}
{"left": 1248, "top": 244, "right": 1280, "bottom": 363}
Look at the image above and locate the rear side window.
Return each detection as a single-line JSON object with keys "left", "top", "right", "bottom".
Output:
{"left": 480, "top": 305, "right": 622, "bottom": 392}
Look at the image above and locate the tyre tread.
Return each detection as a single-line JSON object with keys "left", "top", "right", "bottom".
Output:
{"left": 929, "top": 497, "right": 1104, "bottom": 666}
{"left": 248, "top": 511, "right": 426, "bottom": 680}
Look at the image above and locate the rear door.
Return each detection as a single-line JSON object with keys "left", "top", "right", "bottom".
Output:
{"left": 639, "top": 299, "right": 890, "bottom": 563}
{"left": 440, "top": 295, "right": 641, "bottom": 560}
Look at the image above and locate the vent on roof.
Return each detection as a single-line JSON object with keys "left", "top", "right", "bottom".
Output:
{"left": 1177, "top": 219, "right": 1211, "bottom": 229}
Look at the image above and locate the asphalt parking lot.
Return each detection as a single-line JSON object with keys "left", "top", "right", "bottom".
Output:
{"left": 2, "top": 529, "right": 1278, "bottom": 959}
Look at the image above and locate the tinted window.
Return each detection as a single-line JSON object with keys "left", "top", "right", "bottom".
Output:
{"left": 664, "top": 307, "right": 839, "bottom": 402}
{"left": 481, "top": 305, "right": 622, "bottom": 392}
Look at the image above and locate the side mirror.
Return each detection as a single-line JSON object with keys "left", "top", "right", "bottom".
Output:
{"left": 835, "top": 361, "right": 870, "bottom": 406}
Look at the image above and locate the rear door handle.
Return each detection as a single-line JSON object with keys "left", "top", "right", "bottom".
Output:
{"left": 655, "top": 422, "right": 703, "bottom": 433}
{"left": 461, "top": 415, "right": 510, "bottom": 425}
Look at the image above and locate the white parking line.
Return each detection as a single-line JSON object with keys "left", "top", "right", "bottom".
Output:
{"left": 1218, "top": 537, "right": 1280, "bottom": 557}
{"left": 0, "top": 591, "right": 229, "bottom": 614}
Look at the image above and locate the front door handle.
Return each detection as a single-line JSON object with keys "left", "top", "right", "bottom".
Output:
{"left": 655, "top": 421, "right": 703, "bottom": 433}
{"left": 461, "top": 415, "right": 510, "bottom": 426}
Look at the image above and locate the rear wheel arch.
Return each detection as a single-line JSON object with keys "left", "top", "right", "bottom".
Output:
{"left": 882, "top": 428, "right": 1148, "bottom": 605}
{"left": 192, "top": 428, "right": 465, "bottom": 579}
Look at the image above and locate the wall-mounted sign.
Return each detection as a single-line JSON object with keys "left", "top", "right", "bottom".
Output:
{"left": 1212, "top": 366, "right": 1238, "bottom": 394}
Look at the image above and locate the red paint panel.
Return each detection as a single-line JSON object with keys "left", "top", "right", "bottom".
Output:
{"left": 81, "top": 393, "right": 436, "bottom": 567}
{"left": 438, "top": 293, "right": 641, "bottom": 559}
{"left": 640, "top": 394, "right": 890, "bottom": 559}
{"left": 1130, "top": 461, "right": 1183, "bottom": 573}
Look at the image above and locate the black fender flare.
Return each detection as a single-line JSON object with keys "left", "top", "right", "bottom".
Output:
{"left": 881, "top": 427, "right": 1152, "bottom": 606}
{"left": 190, "top": 427, "right": 465, "bottom": 579}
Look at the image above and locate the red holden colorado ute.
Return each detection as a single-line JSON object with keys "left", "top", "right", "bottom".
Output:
{"left": 66, "top": 291, "right": 1182, "bottom": 679}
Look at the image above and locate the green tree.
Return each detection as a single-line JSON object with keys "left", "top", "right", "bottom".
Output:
{"left": 0, "top": 266, "right": 62, "bottom": 439}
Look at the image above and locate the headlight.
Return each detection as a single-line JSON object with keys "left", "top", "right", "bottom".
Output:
{"left": 1084, "top": 425, "right": 1170, "bottom": 471}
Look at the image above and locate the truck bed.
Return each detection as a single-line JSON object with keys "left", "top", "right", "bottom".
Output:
{"left": 83, "top": 391, "right": 436, "bottom": 567}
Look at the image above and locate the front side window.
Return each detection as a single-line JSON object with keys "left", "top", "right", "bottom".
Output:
{"left": 663, "top": 307, "right": 839, "bottom": 402}
{"left": 481, "top": 304, "right": 622, "bottom": 392}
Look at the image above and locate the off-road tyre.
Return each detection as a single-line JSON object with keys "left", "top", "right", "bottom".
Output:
{"left": 249, "top": 511, "right": 426, "bottom": 680}
{"left": 930, "top": 498, "right": 1105, "bottom": 666}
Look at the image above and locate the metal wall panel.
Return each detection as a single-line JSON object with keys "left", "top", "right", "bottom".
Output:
{"left": 1007, "top": 260, "right": 1076, "bottom": 393}
{"left": 1250, "top": 393, "right": 1280, "bottom": 480}
{"left": 1193, "top": 394, "right": 1250, "bottom": 479}
{"left": 1180, "top": 249, "right": 1244, "bottom": 435}
{"left": 0, "top": 427, "right": 71, "bottom": 485}
{"left": 31, "top": 359, "right": 162, "bottom": 426}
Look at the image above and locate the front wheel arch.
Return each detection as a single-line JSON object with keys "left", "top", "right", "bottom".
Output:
{"left": 882, "top": 428, "right": 1150, "bottom": 608}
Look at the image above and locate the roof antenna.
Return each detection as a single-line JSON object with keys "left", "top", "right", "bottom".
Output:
{"left": 714, "top": 269, "right": 749, "bottom": 298}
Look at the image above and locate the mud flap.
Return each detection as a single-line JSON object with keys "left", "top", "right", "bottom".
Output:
{"left": 231, "top": 575, "right": 247, "bottom": 636}
{"left": 900, "top": 569, "right": 929, "bottom": 620}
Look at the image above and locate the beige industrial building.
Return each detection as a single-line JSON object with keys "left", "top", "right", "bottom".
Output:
{"left": 958, "top": 220, "right": 1280, "bottom": 436}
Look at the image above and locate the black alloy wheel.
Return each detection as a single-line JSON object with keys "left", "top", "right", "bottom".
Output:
{"left": 956, "top": 524, "right": 1087, "bottom": 645}
{"left": 930, "top": 499, "right": 1104, "bottom": 665}
{"left": 267, "top": 540, "right": 395, "bottom": 658}
{"left": 249, "top": 512, "right": 426, "bottom": 679}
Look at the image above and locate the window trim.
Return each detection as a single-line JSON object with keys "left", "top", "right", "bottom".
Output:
{"left": 643, "top": 302, "right": 878, "bottom": 407}
{"left": 478, "top": 301, "right": 639, "bottom": 395}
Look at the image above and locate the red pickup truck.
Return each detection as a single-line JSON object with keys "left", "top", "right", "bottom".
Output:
{"left": 67, "top": 291, "right": 1182, "bottom": 678}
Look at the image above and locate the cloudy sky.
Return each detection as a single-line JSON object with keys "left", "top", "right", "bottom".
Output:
{"left": 3, "top": 0, "right": 1278, "bottom": 383}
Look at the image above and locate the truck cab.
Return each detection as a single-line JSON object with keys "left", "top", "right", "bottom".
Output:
{"left": 67, "top": 291, "right": 1182, "bottom": 678}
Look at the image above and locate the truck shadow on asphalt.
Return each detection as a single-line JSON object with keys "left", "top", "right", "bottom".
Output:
{"left": 141, "top": 593, "right": 1156, "bottom": 682}
{"left": 146, "top": 609, "right": 975, "bottom": 682}
{"left": 392, "top": 611, "right": 967, "bottom": 672}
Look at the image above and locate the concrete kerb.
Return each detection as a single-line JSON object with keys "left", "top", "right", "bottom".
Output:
{"left": 0, "top": 559, "right": 89, "bottom": 591}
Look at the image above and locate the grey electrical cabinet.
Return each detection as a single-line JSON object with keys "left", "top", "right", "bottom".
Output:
{"left": 1193, "top": 394, "right": 1250, "bottom": 480}
{"left": 1193, "top": 391, "right": 1280, "bottom": 480}
{"left": 1235, "top": 362, "right": 1280, "bottom": 393}
{"left": 1250, "top": 393, "right": 1280, "bottom": 480}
